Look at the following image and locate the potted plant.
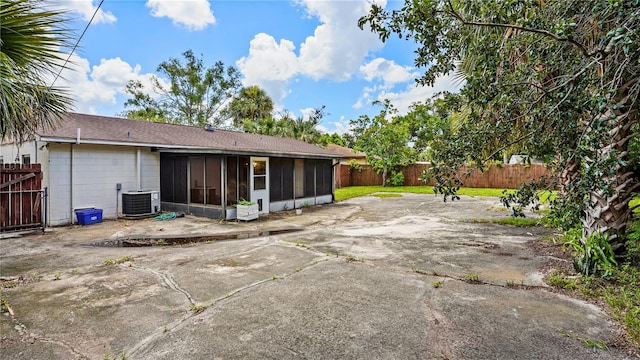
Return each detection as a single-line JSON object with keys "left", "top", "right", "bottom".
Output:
{"left": 235, "top": 199, "right": 259, "bottom": 221}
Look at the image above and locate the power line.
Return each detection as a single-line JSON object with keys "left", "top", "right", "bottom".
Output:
{"left": 50, "top": 0, "right": 105, "bottom": 88}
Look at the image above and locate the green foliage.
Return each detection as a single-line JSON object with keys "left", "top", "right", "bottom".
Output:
{"left": 389, "top": 171, "right": 405, "bottom": 186}
{"left": 240, "top": 106, "right": 325, "bottom": 144}
{"left": 122, "top": 49, "right": 241, "bottom": 126}
{"left": 224, "top": 85, "right": 274, "bottom": 127}
{"left": 500, "top": 180, "right": 545, "bottom": 217}
{"left": 604, "top": 264, "right": 640, "bottom": 345}
{"left": 318, "top": 132, "right": 354, "bottom": 148}
{"left": 564, "top": 231, "right": 617, "bottom": 277}
{"left": 360, "top": 0, "right": 640, "bottom": 256}
{"left": 625, "top": 220, "right": 640, "bottom": 264}
{"left": 0, "top": 295, "right": 10, "bottom": 313}
{"left": 351, "top": 100, "right": 416, "bottom": 186}
{"left": 465, "top": 273, "right": 480, "bottom": 283}
{"left": 0, "top": 0, "right": 74, "bottom": 143}
{"left": 103, "top": 351, "right": 127, "bottom": 360}
{"left": 547, "top": 272, "right": 577, "bottom": 290}
{"left": 189, "top": 298, "right": 215, "bottom": 314}
{"left": 103, "top": 255, "right": 134, "bottom": 266}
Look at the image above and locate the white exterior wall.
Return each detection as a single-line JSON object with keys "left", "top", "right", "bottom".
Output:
{"left": 140, "top": 150, "right": 160, "bottom": 190}
{"left": 45, "top": 143, "right": 160, "bottom": 225}
{"left": 47, "top": 144, "right": 71, "bottom": 225}
{"left": 0, "top": 139, "right": 47, "bottom": 166}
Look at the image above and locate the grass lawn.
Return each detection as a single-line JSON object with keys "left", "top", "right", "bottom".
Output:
{"left": 334, "top": 186, "right": 510, "bottom": 201}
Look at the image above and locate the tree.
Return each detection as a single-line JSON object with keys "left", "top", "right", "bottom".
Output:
{"left": 396, "top": 94, "right": 459, "bottom": 160}
{"left": 241, "top": 117, "right": 286, "bottom": 137}
{"left": 118, "top": 80, "right": 168, "bottom": 122}
{"left": 360, "top": 0, "right": 639, "bottom": 252}
{"left": 285, "top": 106, "right": 325, "bottom": 144}
{"left": 224, "top": 85, "right": 274, "bottom": 128}
{"left": 122, "top": 50, "right": 241, "bottom": 126}
{"left": 1, "top": 0, "right": 74, "bottom": 143}
{"left": 318, "top": 133, "right": 348, "bottom": 147}
{"left": 351, "top": 100, "right": 416, "bottom": 186}
{"left": 240, "top": 106, "right": 325, "bottom": 145}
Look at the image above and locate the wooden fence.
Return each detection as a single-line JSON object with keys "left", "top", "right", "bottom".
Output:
{"left": 336, "top": 163, "right": 551, "bottom": 189}
{"left": 1, "top": 164, "right": 45, "bottom": 232}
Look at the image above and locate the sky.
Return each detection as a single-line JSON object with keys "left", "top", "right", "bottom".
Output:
{"left": 48, "top": 0, "right": 461, "bottom": 134}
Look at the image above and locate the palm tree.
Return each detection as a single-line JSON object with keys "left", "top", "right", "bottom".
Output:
{"left": 1, "top": 0, "right": 74, "bottom": 143}
{"left": 226, "top": 85, "right": 274, "bottom": 128}
{"left": 288, "top": 106, "right": 325, "bottom": 144}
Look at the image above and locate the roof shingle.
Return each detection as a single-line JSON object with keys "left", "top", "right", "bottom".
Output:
{"left": 37, "top": 113, "right": 336, "bottom": 158}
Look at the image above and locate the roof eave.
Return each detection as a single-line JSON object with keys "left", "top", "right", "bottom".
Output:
{"left": 39, "top": 137, "right": 206, "bottom": 149}
{"left": 157, "top": 147, "right": 337, "bottom": 159}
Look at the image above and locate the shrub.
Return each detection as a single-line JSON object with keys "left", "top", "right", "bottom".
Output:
{"left": 389, "top": 171, "right": 405, "bottom": 186}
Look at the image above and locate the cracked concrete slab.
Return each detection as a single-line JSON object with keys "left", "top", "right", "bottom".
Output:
{"left": 0, "top": 193, "right": 635, "bottom": 359}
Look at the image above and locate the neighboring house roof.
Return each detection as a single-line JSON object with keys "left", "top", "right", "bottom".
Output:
{"left": 324, "top": 144, "right": 366, "bottom": 159}
{"left": 37, "top": 113, "right": 337, "bottom": 159}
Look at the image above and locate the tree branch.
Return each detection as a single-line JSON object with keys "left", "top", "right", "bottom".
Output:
{"left": 444, "top": 4, "right": 592, "bottom": 59}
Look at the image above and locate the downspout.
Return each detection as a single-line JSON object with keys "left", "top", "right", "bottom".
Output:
{"left": 71, "top": 128, "right": 80, "bottom": 224}
{"left": 222, "top": 157, "right": 226, "bottom": 218}
{"left": 136, "top": 148, "right": 141, "bottom": 189}
{"left": 331, "top": 159, "right": 339, "bottom": 202}
{"left": 70, "top": 143, "right": 74, "bottom": 224}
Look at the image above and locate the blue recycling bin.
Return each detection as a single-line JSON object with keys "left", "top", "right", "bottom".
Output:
{"left": 75, "top": 208, "right": 103, "bottom": 225}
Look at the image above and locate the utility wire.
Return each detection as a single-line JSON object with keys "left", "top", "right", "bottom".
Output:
{"left": 50, "top": 0, "right": 105, "bottom": 88}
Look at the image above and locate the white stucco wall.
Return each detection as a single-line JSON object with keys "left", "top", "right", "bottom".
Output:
{"left": 45, "top": 143, "right": 160, "bottom": 225}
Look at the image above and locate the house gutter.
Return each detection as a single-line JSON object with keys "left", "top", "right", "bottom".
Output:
{"left": 156, "top": 148, "right": 337, "bottom": 160}
{"left": 38, "top": 137, "right": 204, "bottom": 149}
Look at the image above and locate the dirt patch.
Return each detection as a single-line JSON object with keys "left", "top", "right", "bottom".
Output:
{"left": 460, "top": 240, "right": 500, "bottom": 249}
{"left": 526, "top": 237, "right": 574, "bottom": 276}
{"left": 85, "top": 228, "right": 304, "bottom": 247}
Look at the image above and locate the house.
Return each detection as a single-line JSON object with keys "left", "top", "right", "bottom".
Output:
{"left": 324, "top": 144, "right": 367, "bottom": 165}
{"left": 0, "top": 113, "right": 338, "bottom": 226}
{"left": 324, "top": 144, "right": 367, "bottom": 189}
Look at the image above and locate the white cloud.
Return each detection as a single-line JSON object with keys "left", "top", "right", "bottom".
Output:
{"left": 50, "top": 0, "right": 116, "bottom": 23}
{"left": 297, "top": 0, "right": 385, "bottom": 81}
{"left": 329, "top": 116, "right": 351, "bottom": 135}
{"left": 237, "top": 0, "right": 387, "bottom": 110}
{"left": 236, "top": 33, "right": 299, "bottom": 102}
{"left": 372, "top": 72, "right": 463, "bottom": 115}
{"left": 146, "top": 0, "right": 215, "bottom": 31}
{"left": 299, "top": 107, "right": 317, "bottom": 120}
{"left": 49, "top": 54, "right": 162, "bottom": 114}
{"left": 360, "top": 58, "right": 417, "bottom": 86}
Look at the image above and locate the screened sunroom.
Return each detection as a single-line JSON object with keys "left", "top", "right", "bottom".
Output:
{"left": 159, "top": 153, "right": 334, "bottom": 220}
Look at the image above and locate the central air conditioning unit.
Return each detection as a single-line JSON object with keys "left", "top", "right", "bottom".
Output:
{"left": 122, "top": 190, "right": 160, "bottom": 216}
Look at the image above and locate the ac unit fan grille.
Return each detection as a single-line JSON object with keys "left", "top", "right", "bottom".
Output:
{"left": 122, "top": 193, "right": 152, "bottom": 215}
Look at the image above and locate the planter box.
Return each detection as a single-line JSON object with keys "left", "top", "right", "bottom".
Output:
{"left": 236, "top": 204, "right": 259, "bottom": 221}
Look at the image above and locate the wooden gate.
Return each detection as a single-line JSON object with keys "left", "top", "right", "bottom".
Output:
{"left": 1, "top": 164, "right": 45, "bottom": 232}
